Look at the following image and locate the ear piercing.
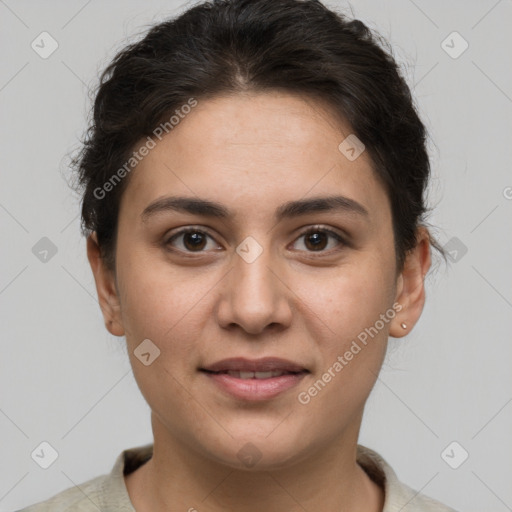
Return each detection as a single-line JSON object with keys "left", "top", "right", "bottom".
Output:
{"left": 400, "top": 322, "right": 407, "bottom": 329}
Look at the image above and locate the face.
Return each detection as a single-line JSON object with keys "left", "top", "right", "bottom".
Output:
{"left": 89, "top": 91, "right": 429, "bottom": 469}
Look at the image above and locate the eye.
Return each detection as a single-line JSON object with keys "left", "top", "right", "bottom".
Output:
{"left": 164, "top": 226, "right": 346, "bottom": 255}
{"left": 164, "top": 228, "right": 220, "bottom": 253}
{"left": 291, "top": 226, "right": 346, "bottom": 253}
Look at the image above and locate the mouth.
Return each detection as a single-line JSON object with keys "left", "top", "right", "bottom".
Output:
{"left": 200, "top": 357, "right": 309, "bottom": 401}
{"left": 203, "top": 369, "right": 303, "bottom": 379}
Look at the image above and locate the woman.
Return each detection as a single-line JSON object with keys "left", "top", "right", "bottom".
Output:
{"left": 19, "top": 0, "right": 457, "bottom": 510}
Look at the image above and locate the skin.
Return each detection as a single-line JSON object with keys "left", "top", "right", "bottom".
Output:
{"left": 87, "top": 91, "right": 431, "bottom": 512}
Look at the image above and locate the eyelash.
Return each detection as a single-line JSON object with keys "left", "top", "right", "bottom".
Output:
{"left": 163, "top": 225, "right": 347, "bottom": 255}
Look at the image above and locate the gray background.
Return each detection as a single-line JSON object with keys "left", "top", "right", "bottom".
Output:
{"left": 1, "top": 1, "right": 511, "bottom": 511}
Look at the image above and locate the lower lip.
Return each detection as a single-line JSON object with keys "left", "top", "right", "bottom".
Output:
{"left": 201, "top": 371, "right": 308, "bottom": 401}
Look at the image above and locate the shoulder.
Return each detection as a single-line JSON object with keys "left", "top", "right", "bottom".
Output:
{"left": 388, "top": 478, "right": 459, "bottom": 512}
{"left": 356, "top": 445, "right": 460, "bottom": 512}
{"left": 15, "top": 474, "right": 115, "bottom": 512}
{"left": 15, "top": 444, "right": 153, "bottom": 512}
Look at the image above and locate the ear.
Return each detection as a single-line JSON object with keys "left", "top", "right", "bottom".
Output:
{"left": 86, "top": 232, "right": 125, "bottom": 337}
{"left": 389, "top": 227, "right": 432, "bottom": 338}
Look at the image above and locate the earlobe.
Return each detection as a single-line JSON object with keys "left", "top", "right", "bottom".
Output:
{"left": 389, "top": 228, "right": 432, "bottom": 338}
{"left": 86, "top": 233, "right": 125, "bottom": 337}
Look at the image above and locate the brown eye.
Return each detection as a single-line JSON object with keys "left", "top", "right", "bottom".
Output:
{"left": 292, "top": 227, "right": 345, "bottom": 253}
{"left": 183, "top": 232, "right": 207, "bottom": 251}
{"left": 165, "top": 228, "right": 219, "bottom": 253}
{"left": 304, "top": 231, "right": 328, "bottom": 251}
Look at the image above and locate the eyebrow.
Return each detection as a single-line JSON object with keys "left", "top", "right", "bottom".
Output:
{"left": 141, "top": 195, "right": 369, "bottom": 223}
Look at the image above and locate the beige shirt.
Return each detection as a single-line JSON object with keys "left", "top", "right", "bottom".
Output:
{"left": 18, "top": 444, "right": 458, "bottom": 511}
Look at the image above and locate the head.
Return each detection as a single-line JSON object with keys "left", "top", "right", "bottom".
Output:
{"left": 79, "top": 0, "right": 436, "bottom": 469}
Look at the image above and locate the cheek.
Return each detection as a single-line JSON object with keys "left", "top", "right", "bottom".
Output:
{"left": 115, "top": 255, "right": 211, "bottom": 419}
{"left": 115, "top": 252, "right": 214, "bottom": 351}
{"left": 295, "top": 267, "right": 393, "bottom": 403}
{"left": 300, "top": 264, "right": 395, "bottom": 341}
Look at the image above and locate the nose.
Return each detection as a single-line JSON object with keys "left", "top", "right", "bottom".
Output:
{"left": 215, "top": 244, "right": 293, "bottom": 336}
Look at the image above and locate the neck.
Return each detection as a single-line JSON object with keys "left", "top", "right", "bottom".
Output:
{"left": 125, "top": 415, "right": 384, "bottom": 512}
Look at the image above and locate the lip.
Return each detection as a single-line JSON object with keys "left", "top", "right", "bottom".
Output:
{"left": 201, "top": 357, "right": 307, "bottom": 373}
{"left": 200, "top": 357, "right": 309, "bottom": 401}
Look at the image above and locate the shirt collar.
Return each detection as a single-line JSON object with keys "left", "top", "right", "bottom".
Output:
{"left": 103, "top": 443, "right": 441, "bottom": 512}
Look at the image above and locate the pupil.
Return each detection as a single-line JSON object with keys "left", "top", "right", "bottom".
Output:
{"left": 185, "top": 232, "right": 206, "bottom": 251}
{"left": 306, "top": 232, "right": 326, "bottom": 251}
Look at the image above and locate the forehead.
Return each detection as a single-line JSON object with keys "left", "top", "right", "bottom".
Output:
{"left": 119, "top": 91, "right": 390, "bottom": 224}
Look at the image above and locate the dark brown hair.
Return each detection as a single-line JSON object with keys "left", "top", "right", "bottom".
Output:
{"left": 71, "top": 0, "right": 442, "bottom": 271}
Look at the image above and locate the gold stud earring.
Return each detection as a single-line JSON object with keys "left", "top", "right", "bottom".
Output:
{"left": 400, "top": 322, "right": 407, "bottom": 329}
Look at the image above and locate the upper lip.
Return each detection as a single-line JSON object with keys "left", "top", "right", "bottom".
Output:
{"left": 201, "top": 357, "right": 308, "bottom": 373}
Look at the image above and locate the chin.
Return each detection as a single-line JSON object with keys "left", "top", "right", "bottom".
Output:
{"left": 202, "top": 427, "right": 314, "bottom": 471}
